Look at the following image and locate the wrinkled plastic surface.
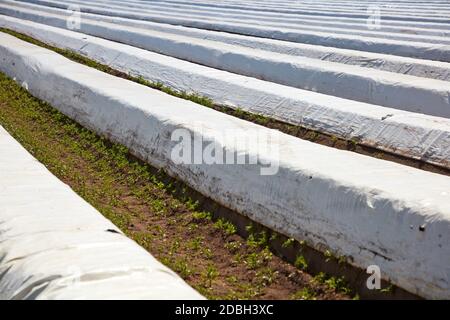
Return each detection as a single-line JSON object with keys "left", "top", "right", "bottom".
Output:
{"left": 10, "top": 0, "right": 450, "bottom": 61}
{"left": 1, "top": 34, "right": 449, "bottom": 299}
{"left": 1, "top": 1, "right": 450, "bottom": 117}
{"left": 5, "top": 0, "right": 450, "bottom": 81}
{"left": 1, "top": 15, "right": 449, "bottom": 169}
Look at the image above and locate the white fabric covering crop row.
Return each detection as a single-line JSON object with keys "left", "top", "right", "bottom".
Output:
{"left": 1, "top": 33, "right": 449, "bottom": 299}
{"left": 10, "top": 0, "right": 450, "bottom": 61}
{"left": 4, "top": 1, "right": 450, "bottom": 82}
{"left": 1, "top": 15, "right": 449, "bottom": 169}
{"left": 41, "top": 0, "right": 450, "bottom": 43}
{"left": 1, "top": 2, "right": 450, "bottom": 118}
{"left": 146, "top": 0, "right": 450, "bottom": 23}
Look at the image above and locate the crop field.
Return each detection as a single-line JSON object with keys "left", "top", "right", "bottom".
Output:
{"left": 0, "top": 0, "right": 449, "bottom": 301}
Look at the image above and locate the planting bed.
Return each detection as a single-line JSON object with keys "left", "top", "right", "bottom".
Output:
{"left": 0, "top": 0, "right": 449, "bottom": 300}
{"left": 0, "top": 123, "right": 203, "bottom": 299}
{"left": 0, "top": 71, "right": 353, "bottom": 300}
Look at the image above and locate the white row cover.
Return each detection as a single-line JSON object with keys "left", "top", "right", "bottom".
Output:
{"left": 5, "top": 1, "right": 450, "bottom": 82}
{"left": 11, "top": 0, "right": 450, "bottom": 61}
{"left": 1, "top": 15, "right": 449, "bottom": 169}
{"left": 15, "top": 0, "right": 450, "bottom": 43}
{"left": 17, "top": 0, "right": 450, "bottom": 38}
{"left": 143, "top": 0, "right": 450, "bottom": 18}
{"left": 1, "top": 33, "right": 449, "bottom": 299}
{"left": 145, "top": 0, "right": 450, "bottom": 23}
{"left": 43, "top": 0, "right": 450, "bottom": 44}
{"left": 2, "top": 2, "right": 450, "bottom": 118}
{"left": 0, "top": 124, "right": 203, "bottom": 299}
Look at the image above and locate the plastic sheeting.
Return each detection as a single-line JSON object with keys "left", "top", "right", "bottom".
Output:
{"left": 1, "top": 33, "right": 449, "bottom": 299}
{"left": 10, "top": 0, "right": 450, "bottom": 61}
{"left": 22, "top": 0, "right": 450, "bottom": 44}
{"left": 1, "top": 15, "right": 449, "bottom": 169}
{"left": 0, "top": 127, "right": 203, "bottom": 300}
{"left": 2, "top": 2, "right": 450, "bottom": 118}
{"left": 139, "top": 0, "right": 450, "bottom": 24}
{"left": 3, "top": 2, "right": 450, "bottom": 82}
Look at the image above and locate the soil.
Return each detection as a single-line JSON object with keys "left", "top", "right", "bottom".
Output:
{"left": 0, "top": 72, "right": 351, "bottom": 300}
